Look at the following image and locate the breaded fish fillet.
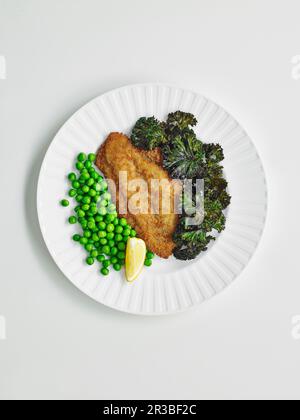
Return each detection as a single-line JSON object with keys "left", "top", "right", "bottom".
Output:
{"left": 96, "top": 133, "right": 180, "bottom": 259}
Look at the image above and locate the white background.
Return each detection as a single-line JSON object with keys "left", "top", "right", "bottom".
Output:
{"left": 0, "top": 0, "right": 300, "bottom": 400}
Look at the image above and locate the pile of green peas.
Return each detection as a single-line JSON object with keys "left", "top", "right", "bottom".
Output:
{"left": 60, "top": 152, "right": 154, "bottom": 277}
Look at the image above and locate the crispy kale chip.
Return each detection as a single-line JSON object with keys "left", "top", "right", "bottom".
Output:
{"left": 173, "top": 226, "right": 214, "bottom": 260}
{"left": 131, "top": 117, "right": 167, "bottom": 150}
{"left": 173, "top": 243, "right": 210, "bottom": 261}
{"left": 166, "top": 111, "right": 197, "bottom": 133}
{"left": 162, "top": 129, "right": 206, "bottom": 180}
{"left": 219, "top": 190, "right": 231, "bottom": 209}
{"left": 202, "top": 198, "right": 227, "bottom": 233}
{"left": 203, "top": 143, "right": 224, "bottom": 164}
{"left": 172, "top": 141, "right": 230, "bottom": 260}
{"left": 205, "top": 176, "right": 228, "bottom": 201}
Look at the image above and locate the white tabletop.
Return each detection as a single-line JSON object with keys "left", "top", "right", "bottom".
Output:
{"left": 0, "top": 0, "right": 300, "bottom": 400}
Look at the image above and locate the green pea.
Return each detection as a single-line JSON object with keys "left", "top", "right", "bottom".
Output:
{"left": 75, "top": 195, "right": 83, "bottom": 203}
{"left": 82, "top": 185, "right": 89, "bottom": 193}
{"left": 60, "top": 199, "right": 70, "bottom": 207}
{"left": 146, "top": 251, "right": 155, "bottom": 260}
{"left": 82, "top": 196, "right": 91, "bottom": 204}
{"left": 85, "top": 244, "right": 93, "bottom": 252}
{"left": 118, "top": 259, "right": 125, "bottom": 266}
{"left": 113, "top": 218, "right": 119, "bottom": 226}
{"left": 87, "top": 178, "right": 95, "bottom": 187}
{"left": 108, "top": 240, "right": 115, "bottom": 248}
{"left": 100, "top": 238, "right": 108, "bottom": 246}
{"left": 82, "top": 204, "right": 90, "bottom": 211}
{"left": 130, "top": 229, "right": 137, "bottom": 237}
{"left": 92, "top": 233, "right": 99, "bottom": 242}
{"left": 95, "top": 215, "right": 103, "bottom": 223}
{"left": 102, "top": 192, "right": 111, "bottom": 201}
{"left": 123, "top": 228, "right": 131, "bottom": 237}
{"left": 99, "top": 207, "right": 107, "bottom": 216}
{"left": 90, "top": 206, "right": 98, "bottom": 215}
{"left": 80, "top": 237, "right": 88, "bottom": 245}
{"left": 77, "top": 210, "right": 85, "bottom": 218}
{"left": 77, "top": 153, "right": 86, "bottom": 162}
{"left": 100, "top": 199, "right": 108, "bottom": 207}
{"left": 93, "top": 196, "right": 101, "bottom": 204}
{"left": 144, "top": 259, "right": 152, "bottom": 267}
{"left": 95, "top": 183, "right": 101, "bottom": 192}
{"left": 115, "top": 234, "right": 123, "bottom": 242}
{"left": 101, "top": 268, "right": 109, "bottom": 276}
{"left": 88, "top": 189, "right": 96, "bottom": 198}
{"left": 117, "top": 242, "right": 126, "bottom": 251}
{"left": 102, "top": 246, "right": 110, "bottom": 255}
{"left": 83, "top": 230, "right": 92, "bottom": 238}
{"left": 69, "top": 216, "right": 77, "bottom": 224}
{"left": 107, "top": 232, "right": 114, "bottom": 241}
{"left": 80, "top": 220, "right": 88, "bottom": 229}
{"left": 86, "top": 257, "right": 94, "bottom": 266}
{"left": 98, "top": 231, "right": 107, "bottom": 239}
{"left": 92, "top": 172, "right": 102, "bottom": 180}
{"left": 87, "top": 153, "right": 95, "bottom": 162}
{"left": 115, "top": 226, "right": 123, "bottom": 234}
{"left": 110, "top": 247, "right": 118, "bottom": 256}
{"left": 105, "top": 214, "right": 115, "bottom": 223}
{"left": 68, "top": 172, "right": 76, "bottom": 181}
{"left": 73, "top": 234, "right": 81, "bottom": 242}
{"left": 97, "top": 255, "right": 105, "bottom": 263}
{"left": 106, "top": 224, "right": 115, "bottom": 233}
{"left": 72, "top": 181, "right": 80, "bottom": 190}
{"left": 84, "top": 160, "right": 92, "bottom": 169}
{"left": 119, "top": 218, "right": 127, "bottom": 227}
{"left": 117, "top": 251, "right": 125, "bottom": 260}
{"left": 78, "top": 177, "right": 85, "bottom": 185}
{"left": 111, "top": 257, "right": 118, "bottom": 264}
{"left": 69, "top": 189, "right": 77, "bottom": 198}
{"left": 91, "top": 250, "right": 98, "bottom": 258}
{"left": 108, "top": 204, "right": 116, "bottom": 213}
{"left": 113, "top": 263, "right": 121, "bottom": 272}
{"left": 88, "top": 221, "right": 96, "bottom": 230}
{"left": 98, "top": 222, "right": 106, "bottom": 231}
{"left": 76, "top": 162, "right": 84, "bottom": 171}
{"left": 100, "top": 181, "right": 108, "bottom": 191}
{"left": 102, "top": 260, "right": 111, "bottom": 269}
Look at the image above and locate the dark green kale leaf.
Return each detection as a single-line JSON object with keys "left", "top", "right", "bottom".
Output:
{"left": 174, "top": 228, "right": 207, "bottom": 247}
{"left": 173, "top": 227, "right": 215, "bottom": 260}
{"left": 173, "top": 243, "right": 210, "bottom": 261}
{"left": 173, "top": 196, "right": 228, "bottom": 261}
{"left": 205, "top": 176, "right": 228, "bottom": 201}
{"left": 131, "top": 117, "right": 167, "bottom": 150}
{"left": 203, "top": 143, "right": 224, "bottom": 164}
{"left": 166, "top": 111, "right": 198, "bottom": 133}
{"left": 219, "top": 190, "right": 231, "bottom": 209}
{"left": 162, "top": 129, "right": 206, "bottom": 180}
{"left": 202, "top": 198, "right": 226, "bottom": 233}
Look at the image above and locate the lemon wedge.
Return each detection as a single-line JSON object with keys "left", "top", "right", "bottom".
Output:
{"left": 125, "top": 238, "right": 146, "bottom": 282}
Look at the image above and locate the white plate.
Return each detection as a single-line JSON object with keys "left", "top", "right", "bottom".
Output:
{"left": 37, "top": 84, "right": 267, "bottom": 315}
